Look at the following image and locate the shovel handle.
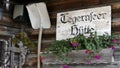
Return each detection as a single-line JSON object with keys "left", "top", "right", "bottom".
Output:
{"left": 38, "top": 28, "right": 42, "bottom": 68}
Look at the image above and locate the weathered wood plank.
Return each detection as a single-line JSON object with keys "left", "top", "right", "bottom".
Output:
{"left": 29, "top": 34, "right": 55, "bottom": 42}
{"left": 0, "top": 13, "right": 31, "bottom": 29}
{"left": 112, "top": 12, "right": 120, "bottom": 18}
{"left": 112, "top": 18, "right": 120, "bottom": 31}
{"left": 0, "top": 35, "right": 11, "bottom": 40}
{"left": 112, "top": 2, "right": 120, "bottom": 10}
{"left": 41, "top": 40, "right": 54, "bottom": 50}
{"left": 30, "top": 25, "right": 56, "bottom": 35}
{"left": 42, "top": 64, "right": 118, "bottom": 68}
{"left": 100, "top": 0, "right": 120, "bottom": 4}
{"left": 33, "top": 39, "right": 54, "bottom": 51}
{"left": 112, "top": 18, "right": 120, "bottom": 26}
{"left": 48, "top": 2, "right": 120, "bottom": 16}
{"left": 47, "top": 0, "right": 99, "bottom": 12}
{"left": 112, "top": 31, "right": 120, "bottom": 34}
{"left": 47, "top": 0, "right": 120, "bottom": 12}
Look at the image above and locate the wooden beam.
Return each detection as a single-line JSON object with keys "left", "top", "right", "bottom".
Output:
{"left": 112, "top": 18, "right": 120, "bottom": 31}
{"left": 33, "top": 39, "right": 54, "bottom": 51}
{"left": 0, "top": 35, "right": 11, "bottom": 40}
{"left": 47, "top": 0, "right": 99, "bottom": 12}
{"left": 47, "top": 0, "right": 120, "bottom": 12}
{"left": 112, "top": 18, "right": 120, "bottom": 26}
{"left": 112, "top": 2, "right": 120, "bottom": 10}
{"left": 112, "top": 31, "right": 120, "bottom": 34}
{"left": 0, "top": 13, "right": 31, "bottom": 29}
{"left": 100, "top": 0, "right": 120, "bottom": 4}
{"left": 30, "top": 25, "right": 56, "bottom": 35}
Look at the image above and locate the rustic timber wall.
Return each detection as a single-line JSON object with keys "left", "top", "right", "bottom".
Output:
{"left": 1, "top": 0, "right": 120, "bottom": 67}
{"left": 29, "top": 0, "right": 120, "bottom": 51}
{"left": 0, "top": 0, "right": 120, "bottom": 51}
{"left": 23, "top": 0, "right": 120, "bottom": 67}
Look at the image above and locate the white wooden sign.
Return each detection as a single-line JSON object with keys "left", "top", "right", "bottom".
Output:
{"left": 56, "top": 6, "right": 111, "bottom": 40}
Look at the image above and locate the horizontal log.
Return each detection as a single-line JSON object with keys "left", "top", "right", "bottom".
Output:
{"left": 33, "top": 39, "right": 54, "bottom": 51}
{"left": 112, "top": 18, "right": 120, "bottom": 31}
{"left": 29, "top": 34, "right": 56, "bottom": 41}
{"left": 43, "top": 26, "right": 56, "bottom": 34}
{"left": 47, "top": 0, "right": 111, "bottom": 12}
{"left": 41, "top": 39, "right": 54, "bottom": 44}
{"left": 47, "top": 0, "right": 82, "bottom": 6}
{"left": 0, "top": 34, "right": 11, "bottom": 40}
{"left": 0, "top": 13, "right": 31, "bottom": 29}
{"left": 100, "top": 0, "right": 120, "bottom": 4}
{"left": 112, "top": 12, "right": 120, "bottom": 18}
{"left": 112, "top": 31, "right": 120, "bottom": 34}
{"left": 47, "top": 0, "right": 120, "bottom": 12}
{"left": 112, "top": 18, "right": 120, "bottom": 26}
{"left": 48, "top": 2, "right": 120, "bottom": 15}
{"left": 30, "top": 25, "right": 56, "bottom": 35}
{"left": 0, "top": 25, "right": 21, "bottom": 36}
{"left": 47, "top": 0, "right": 99, "bottom": 12}
{"left": 42, "top": 34, "right": 56, "bottom": 39}
{"left": 0, "top": 17, "right": 15, "bottom": 27}
{"left": 112, "top": 2, "right": 120, "bottom": 10}
{"left": 112, "top": 26, "right": 120, "bottom": 32}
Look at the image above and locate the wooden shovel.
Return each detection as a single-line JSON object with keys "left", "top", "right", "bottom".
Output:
{"left": 26, "top": 2, "right": 51, "bottom": 68}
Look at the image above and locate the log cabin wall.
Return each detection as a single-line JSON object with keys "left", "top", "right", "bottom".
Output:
{"left": 0, "top": 0, "right": 120, "bottom": 67}
{"left": 30, "top": 0, "right": 120, "bottom": 51}
{"left": 0, "top": 0, "right": 120, "bottom": 52}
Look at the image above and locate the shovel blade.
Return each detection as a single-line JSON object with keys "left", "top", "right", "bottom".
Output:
{"left": 26, "top": 2, "right": 51, "bottom": 29}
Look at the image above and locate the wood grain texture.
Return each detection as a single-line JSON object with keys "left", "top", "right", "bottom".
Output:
{"left": 19, "top": 0, "right": 120, "bottom": 68}
{"left": 40, "top": 0, "right": 120, "bottom": 51}
{"left": 47, "top": 0, "right": 120, "bottom": 12}
{"left": 0, "top": 13, "right": 31, "bottom": 29}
